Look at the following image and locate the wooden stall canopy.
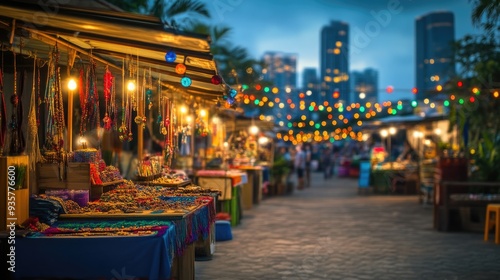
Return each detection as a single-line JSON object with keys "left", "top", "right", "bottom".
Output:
{"left": 0, "top": 0, "right": 226, "bottom": 100}
{"left": 361, "top": 113, "right": 448, "bottom": 132}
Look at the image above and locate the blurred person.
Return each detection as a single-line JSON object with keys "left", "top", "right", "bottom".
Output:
{"left": 294, "top": 144, "right": 306, "bottom": 190}
{"left": 397, "top": 139, "right": 419, "bottom": 162}
{"left": 321, "top": 147, "right": 332, "bottom": 179}
{"left": 303, "top": 143, "right": 312, "bottom": 187}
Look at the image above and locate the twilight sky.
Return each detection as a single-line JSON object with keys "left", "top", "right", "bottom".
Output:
{"left": 199, "top": 0, "right": 482, "bottom": 102}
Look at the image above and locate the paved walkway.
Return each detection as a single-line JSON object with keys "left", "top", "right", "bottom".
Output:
{"left": 195, "top": 172, "right": 500, "bottom": 280}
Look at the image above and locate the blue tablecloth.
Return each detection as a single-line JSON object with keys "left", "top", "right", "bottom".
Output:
{"left": 13, "top": 222, "right": 176, "bottom": 280}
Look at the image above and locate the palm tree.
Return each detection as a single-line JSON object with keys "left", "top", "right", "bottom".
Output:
{"left": 470, "top": 0, "right": 500, "bottom": 33}
{"left": 105, "top": 0, "right": 211, "bottom": 30}
{"left": 150, "top": 0, "right": 210, "bottom": 29}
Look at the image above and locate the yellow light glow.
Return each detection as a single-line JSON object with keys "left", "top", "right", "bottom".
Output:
{"left": 380, "top": 129, "right": 388, "bottom": 137}
{"left": 127, "top": 80, "right": 136, "bottom": 91}
{"left": 389, "top": 127, "right": 397, "bottom": 135}
{"left": 249, "top": 125, "right": 259, "bottom": 135}
{"left": 68, "top": 78, "right": 77, "bottom": 91}
{"left": 200, "top": 109, "right": 207, "bottom": 117}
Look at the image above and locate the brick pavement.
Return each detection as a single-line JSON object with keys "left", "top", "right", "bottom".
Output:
{"left": 195, "top": 172, "right": 500, "bottom": 280}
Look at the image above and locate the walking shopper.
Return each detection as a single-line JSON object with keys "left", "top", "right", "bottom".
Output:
{"left": 322, "top": 147, "right": 332, "bottom": 179}
{"left": 304, "top": 143, "right": 312, "bottom": 187}
{"left": 294, "top": 144, "right": 306, "bottom": 190}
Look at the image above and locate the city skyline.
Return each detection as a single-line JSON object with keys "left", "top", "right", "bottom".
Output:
{"left": 200, "top": 0, "right": 480, "bottom": 102}
{"left": 415, "top": 11, "right": 456, "bottom": 101}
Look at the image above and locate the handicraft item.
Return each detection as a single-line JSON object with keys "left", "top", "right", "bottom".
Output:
{"left": 9, "top": 50, "right": 26, "bottom": 155}
{"left": 102, "top": 66, "right": 116, "bottom": 131}
{"left": 44, "top": 45, "right": 66, "bottom": 153}
{"left": 26, "top": 56, "right": 44, "bottom": 170}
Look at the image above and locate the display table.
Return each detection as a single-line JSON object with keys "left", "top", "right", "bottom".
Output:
{"left": 11, "top": 220, "right": 178, "bottom": 280}
{"left": 235, "top": 166, "right": 264, "bottom": 209}
{"left": 60, "top": 196, "right": 215, "bottom": 257}
{"left": 195, "top": 170, "right": 247, "bottom": 226}
{"left": 372, "top": 162, "right": 418, "bottom": 194}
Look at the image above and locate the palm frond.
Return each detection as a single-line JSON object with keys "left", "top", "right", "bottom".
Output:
{"left": 166, "top": 0, "right": 210, "bottom": 19}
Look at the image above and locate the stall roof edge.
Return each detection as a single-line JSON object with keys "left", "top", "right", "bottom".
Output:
{"left": 1, "top": 0, "right": 211, "bottom": 41}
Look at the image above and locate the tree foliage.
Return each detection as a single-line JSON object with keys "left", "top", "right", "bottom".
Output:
{"left": 452, "top": 0, "right": 500, "bottom": 181}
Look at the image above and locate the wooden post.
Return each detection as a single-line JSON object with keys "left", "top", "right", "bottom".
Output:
{"left": 138, "top": 83, "right": 144, "bottom": 161}
{"left": 67, "top": 66, "right": 73, "bottom": 152}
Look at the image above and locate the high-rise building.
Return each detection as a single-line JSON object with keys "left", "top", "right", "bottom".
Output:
{"left": 262, "top": 51, "right": 297, "bottom": 90}
{"left": 261, "top": 51, "right": 297, "bottom": 122}
{"left": 416, "top": 11, "right": 455, "bottom": 101}
{"left": 302, "top": 68, "right": 319, "bottom": 104}
{"left": 351, "top": 68, "right": 378, "bottom": 104}
{"left": 320, "top": 20, "right": 349, "bottom": 105}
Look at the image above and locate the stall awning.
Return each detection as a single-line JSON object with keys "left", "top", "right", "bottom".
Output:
{"left": 0, "top": 0, "right": 226, "bottom": 100}
{"left": 362, "top": 113, "right": 448, "bottom": 131}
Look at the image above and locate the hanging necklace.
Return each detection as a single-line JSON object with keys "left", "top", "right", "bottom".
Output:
{"left": 88, "top": 58, "right": 100, "bottom": 134}
{"left": 8, "top": 50, "right": 20, "bottom": 155}
{"left": 157, "top": 74, "right": 163, "bottom": 127}
{"left": 134, "top": 69, "right": 146, "bottom": 128}
{"left": 44, "top": 43, "right": 65, "bottom": 152}
{"left": 103, "top": 65, "right": 114, "bottom": 130}
{"left": 27, "top": 55, "right": 44, "bottom": 169}
{"left": 118, "top": 60, "right": 127, "bottom": 141}
{"left": 78, "top": 65, "right": 87, "bottom": 136}
{"left": 146, "top": 67, "right": 153, "bottom": 110}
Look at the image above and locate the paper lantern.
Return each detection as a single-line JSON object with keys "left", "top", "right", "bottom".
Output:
{"left": 229, "top": 88, "right": 238, "bottom": 98}
{"left": 181, "top": 76, "right": 192, "bottom": 87}
{"left": 211, "top": 75, "right": 222, "bottom": 85}
{"left": 165, "top": 51, "right": 176, "bottom": 62}
{"left": 175, "top": 63, "right": 186, "bottom": 75}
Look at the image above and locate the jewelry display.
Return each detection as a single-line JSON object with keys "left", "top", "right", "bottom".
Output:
{"left": 44, "top": 44, "right": 65, "bottom": 153}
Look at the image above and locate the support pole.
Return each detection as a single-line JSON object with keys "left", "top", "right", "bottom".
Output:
{"left": 67, "top": 65, "right": 73, "bottom": 152}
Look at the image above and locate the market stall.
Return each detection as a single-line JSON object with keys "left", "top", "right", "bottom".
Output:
{"left": 195, "top": 169, "right": 248, "bottom": 226}
{"left": 0, "top": 1, "right": 229, "bottom": 279}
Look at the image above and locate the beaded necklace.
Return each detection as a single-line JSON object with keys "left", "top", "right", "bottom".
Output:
{"left": 88, "top": 58, "right": 100, "bottom": 136}
{"left": 146, "top": 67, "right": 153, "bottom": 110}
{"left": 79, "top": 58, "right": 100, "bottom": 139}
{"left": 8, "top": 50, "right": 20, "bottom": 155}
{"left": 102, "top": 66, "right": 114, "bottom": 130}
{"left": 78, "top": 65, "right": 86, "bottom": 136}
{"left": 44, "top": 44, "right": 65, "bottom": 152}
{"left": 118, "top": 61, "right": 127, "bottom": 141}
{"left": 157, "top": 75, "right": 163, "bottom": 128}
{"left": 26, "top": 56, "right": 44, "bottom": 170}
{"left": 134, "top": 69, "right": 146, "bottom": 128}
